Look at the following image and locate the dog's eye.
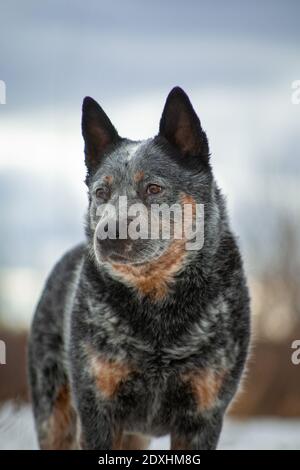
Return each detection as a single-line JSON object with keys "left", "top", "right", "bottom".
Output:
{"left": 95, "top": 187, "right": 109, "bottom": 200}
{"left": 146, "top": 184, "right": 162, "bottom": 195}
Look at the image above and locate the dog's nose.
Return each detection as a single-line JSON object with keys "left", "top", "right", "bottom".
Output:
{"left": 96, "top": 217, "right": 134, "bottom": 261}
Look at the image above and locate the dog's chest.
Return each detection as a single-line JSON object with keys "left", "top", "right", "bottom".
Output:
{"left": 91, "top": 330, "right": 187, "bottom": 434}
{"left": 118, "top": 365, "right": 177, "bottom": 436}
{"left": 90, "top": 304, "right": 219, "bottom": 434}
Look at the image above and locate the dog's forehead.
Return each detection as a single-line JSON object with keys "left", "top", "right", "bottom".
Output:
{"left": 99, "top": 138, "right": 166, "bottom": 178}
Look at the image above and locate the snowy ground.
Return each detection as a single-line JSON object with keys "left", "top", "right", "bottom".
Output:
{"left": 0, "top": 402, "right": 299, "bottom": 450}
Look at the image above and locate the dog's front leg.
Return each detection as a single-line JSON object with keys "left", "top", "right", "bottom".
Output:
{"left": 171, "top": 409, "right": 223, "bottom": 450}
{"left": 70, "top": 340, "right": 122, "bottom": 450}
{"left": 77, "top": 390, "right": 121, "bottom": 450}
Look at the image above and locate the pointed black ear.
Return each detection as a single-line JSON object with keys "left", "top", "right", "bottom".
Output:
{"left": 82, "top": 97, "right": 119, "bottom": 172}
{"left": 159, "top": 87, "right": 209, "bottom": 161}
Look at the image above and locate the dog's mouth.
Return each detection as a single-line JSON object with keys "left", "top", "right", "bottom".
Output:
{"left": 103, "top": 252, "right": 149, "bottom": 266}
{"left": 106, "top": 253, "right": 135, "bottom": 264}
{"left": 95, "top": 236, "right": 171, "bottom": 268}
{"left": 102, "top": 243, "right": 170, "bottom": 267}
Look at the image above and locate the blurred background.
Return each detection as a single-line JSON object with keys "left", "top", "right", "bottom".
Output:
{"left": 0, "top": 0, "right": 300, "bottom": 449}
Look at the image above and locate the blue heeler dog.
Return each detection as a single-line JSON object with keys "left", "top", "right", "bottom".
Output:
{"left": 28, "top": 87, "right": 250, "bottom": 450}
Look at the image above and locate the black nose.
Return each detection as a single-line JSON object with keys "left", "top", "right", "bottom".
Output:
{"left": 98, "top": 236, "right": 130, "bottom": 258}
{"left": 96, "top": 218, "right": 134, "bottom": 260}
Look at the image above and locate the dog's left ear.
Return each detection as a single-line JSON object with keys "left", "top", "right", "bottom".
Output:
{"left": 159, "top": 87, "right": 209, "bottom": 161}
{"left": 82, "top": 97, "right": 119, "bottom": 172}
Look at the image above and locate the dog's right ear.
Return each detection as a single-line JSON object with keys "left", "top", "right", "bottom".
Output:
{"left": 159, "top": 87, "right": 209, "bottom": 162}
{"left": 82, "top": 97, "right": 119, "bottom": 173}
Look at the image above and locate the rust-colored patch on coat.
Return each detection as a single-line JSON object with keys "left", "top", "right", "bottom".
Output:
{"left": 90, "top": 354, "right": 133, "bottom": 398}
{"left": 111, "top": 193, "right": 196, "bottom": 301}
{"left": 40, "top": 384, "right": 77, "bottom": 450}
{"left": 182, "top": 369, "right": 226, "bottom": 411}
{"left": 133, "top": 170, "right": 145, "bottom": 183}
{"left": 181, "top": 193, "right": 197, "bottom": 224}
{"left": 112, "top": 238, "right": 187, "bottom": 300}
{"left": 104, "top": 175, "right": 113, "bottom": 184}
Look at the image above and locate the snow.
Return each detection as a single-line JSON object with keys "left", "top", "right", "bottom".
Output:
{"left": 0, "top": 402, "right": 299, "bottom": 450}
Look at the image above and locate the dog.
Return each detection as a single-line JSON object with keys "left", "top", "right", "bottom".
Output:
{"left": 28, "top": 87, "right": 250, "bottom": 450}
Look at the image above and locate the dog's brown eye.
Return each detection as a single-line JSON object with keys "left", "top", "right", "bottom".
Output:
{"left": 146, "top": 184, "right": 162, "bottom": 195}
{"left": 95, "top": 187, "right": 109, "bottom": 199}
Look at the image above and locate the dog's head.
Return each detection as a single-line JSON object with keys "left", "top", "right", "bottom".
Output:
{"left": 82, "top": 87, "right": 215, "bottom": 288}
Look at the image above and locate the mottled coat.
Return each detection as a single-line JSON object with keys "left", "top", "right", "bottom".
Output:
{"left": 28, "top": 87, "right": 250, "bottom": 450}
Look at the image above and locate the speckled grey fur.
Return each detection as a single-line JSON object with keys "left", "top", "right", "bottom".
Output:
{"left": 28, "top": 87, "right": 250, "bottom": 450}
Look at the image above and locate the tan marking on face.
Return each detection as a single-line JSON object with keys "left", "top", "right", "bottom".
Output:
{"left": 104, "top": 175, "right": 113, "bottom": 184}
{"left": 90, "top": 354, "right": 133, "bottom": 398}
{"left": 111, "top": 193, "right": 196, "bottom": 301}
{"left": 40, "top": 385, "right": 77, "bottom": 450}
{"left": 182, "top": 369, "right": 226, "bottom": 411}
{"left": 181, "top": 193, "right": 197, "bottom": 232}
{"left": 133, "top": 170, "right": 145, "bottom": 183}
